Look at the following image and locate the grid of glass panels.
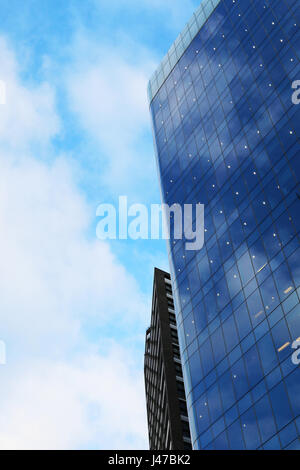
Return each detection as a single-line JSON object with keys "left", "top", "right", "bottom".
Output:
{"left": 149, "top": 0, "right": 300, "bottom": 450}
{"left": 148, "top": 0, "right": 222, "bottom": 102}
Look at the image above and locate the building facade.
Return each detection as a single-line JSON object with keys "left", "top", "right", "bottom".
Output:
{"left": 144, "top": 268, "right": 192, "bottom": 450}
{"left": 149, "top": 0, "right": 300, "bottom": 450}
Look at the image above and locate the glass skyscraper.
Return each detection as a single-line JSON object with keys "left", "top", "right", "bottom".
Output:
{"left": 148, "top": 0, "right": 300, "bottom": 450}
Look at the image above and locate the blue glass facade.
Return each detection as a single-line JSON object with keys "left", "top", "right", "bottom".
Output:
{"left": 149, "top": 0, "right": 300, "bottom": 450}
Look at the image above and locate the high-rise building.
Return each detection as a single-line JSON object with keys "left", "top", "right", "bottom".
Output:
{"left": 148, "top": 0, "right": 300, "bottom": 450}
{"left": 144, "top": 268, "right": 192, "bottom": 450}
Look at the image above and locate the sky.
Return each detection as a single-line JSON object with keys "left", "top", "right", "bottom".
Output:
{"left": 0, "top": 0, "right": 201, "bottom": 450}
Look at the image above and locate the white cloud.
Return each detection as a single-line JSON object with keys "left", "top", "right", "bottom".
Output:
{"left": 65, "top": 36, "right": 158, "bottom": 196}
{"left": 0, "top": 36, "right": 148, "bottom": 449}
{"left": 0, "top": 38, "right": 60, "bottom": 151}
{"left": 0, "top": 155, "right": 148, "bottom": 352}
{"left": 64, "top": 1, "right": 198, "bottom": 197}
{"left": 0, "top": 348, "right": 146, "bottom": 450}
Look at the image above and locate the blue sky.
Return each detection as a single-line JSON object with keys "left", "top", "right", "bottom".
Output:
{"left": 0, "top": 0, "right": 200, "bottom": 449}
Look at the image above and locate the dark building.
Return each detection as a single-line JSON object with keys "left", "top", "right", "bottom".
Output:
{"left": 149, "top": 0, "right": 300, "bottom": 450}
{"left": 144, "top": 268, "right": 192, "bottom": 450}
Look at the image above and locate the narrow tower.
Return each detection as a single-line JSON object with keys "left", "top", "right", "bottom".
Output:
{"left": 144, "top": 268, "right": 192, "bottom": 450}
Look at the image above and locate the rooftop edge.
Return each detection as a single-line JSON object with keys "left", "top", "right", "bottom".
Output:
{"left": 147, "top": 0, "right": 222, "bottom": 104}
